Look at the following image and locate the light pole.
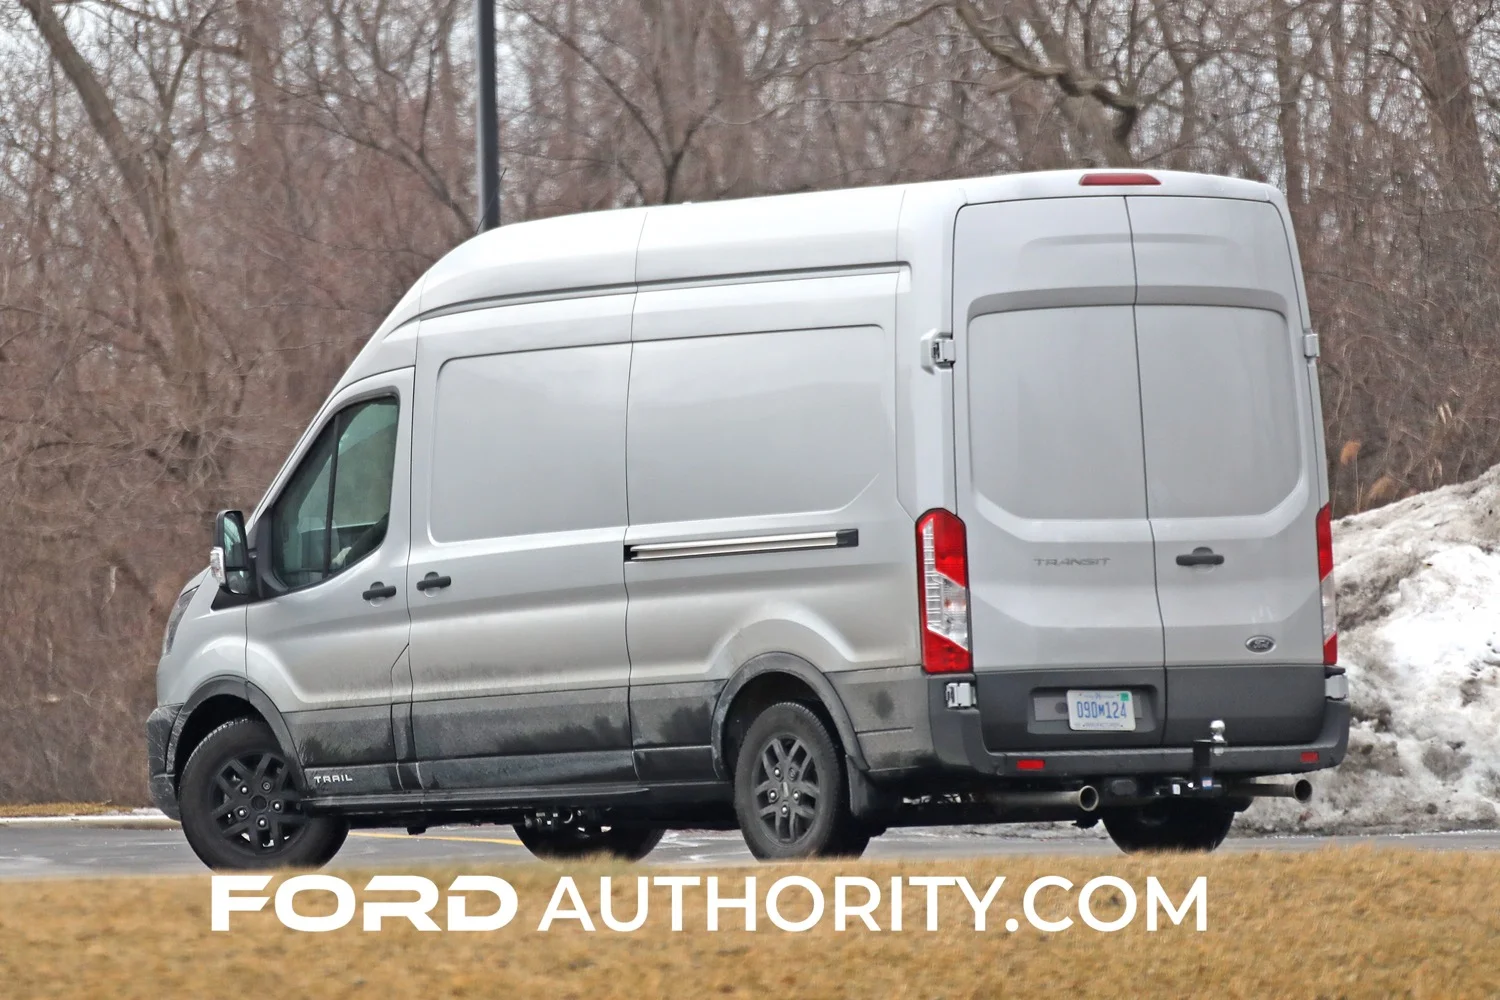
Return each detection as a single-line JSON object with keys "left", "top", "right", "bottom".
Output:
{"left": 476, "top": 0, "right": 499, "bottom": 231}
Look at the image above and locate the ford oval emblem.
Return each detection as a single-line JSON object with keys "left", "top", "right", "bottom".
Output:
{"left": 1245, "top": 636, "right": 1276, "bottom": 654}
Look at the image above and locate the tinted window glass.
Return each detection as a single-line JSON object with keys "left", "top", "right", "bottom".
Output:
{"left": 967, "top": 307, "right": 1148, "bottom": 521}
{"left": 1136, "top": 306, "right": 1301, "bottom": 518}
{"left": 271, "top": 425, "right": 336, "bottom": 588}
{"left": 270, "top": 397, "right": 398, "bottom": 587}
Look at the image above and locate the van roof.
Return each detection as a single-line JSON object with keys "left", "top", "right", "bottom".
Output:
{"left": 373, "top": 169, "right": 1278, "bottom": 340}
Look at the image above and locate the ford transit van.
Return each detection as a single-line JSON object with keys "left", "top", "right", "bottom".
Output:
{"left": 148, "top": 169, "right": 1349, "bottom": 869}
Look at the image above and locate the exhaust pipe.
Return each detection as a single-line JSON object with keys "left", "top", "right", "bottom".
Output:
{"left": 1229, "top": 778, "right": 1313, "bottom": 803}
{"left": 989, "top": 785, "right": 1100, "bottom": 814}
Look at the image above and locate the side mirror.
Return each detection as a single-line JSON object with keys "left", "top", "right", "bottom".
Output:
{"left": 210, "top": 510, "right": 252, "bottom": 596}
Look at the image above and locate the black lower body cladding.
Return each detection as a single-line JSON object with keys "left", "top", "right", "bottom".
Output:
{"left": 828, "top": 665, "right": 937, "bottom": 776}
{"left": 146, "top": 703, "right": 182, "bottom": 819}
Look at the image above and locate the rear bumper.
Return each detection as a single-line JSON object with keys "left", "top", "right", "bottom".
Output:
{"left": 842, "top": 667, "right": 1349, "bottom": 781}
{"left": 927, "top": 675, "right": 1349, "bottom": 776}
{"left": 146, "top": 704, "right": 182, "bottom": 820}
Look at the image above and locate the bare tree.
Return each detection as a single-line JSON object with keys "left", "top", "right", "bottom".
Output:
{"left": 5, "top": 0, "right": 1500, "bottom": 802}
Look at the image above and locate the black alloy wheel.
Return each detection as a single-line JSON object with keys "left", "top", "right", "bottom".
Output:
{"left": 210, "top": 748, "right": 304, "bottom": 851}
{"left": 178, "top": 719, "right": 348, "bottom": 870}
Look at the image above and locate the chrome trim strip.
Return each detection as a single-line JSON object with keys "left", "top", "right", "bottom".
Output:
{"left": 626, "top": 529, "right": 858, "bottom": 562}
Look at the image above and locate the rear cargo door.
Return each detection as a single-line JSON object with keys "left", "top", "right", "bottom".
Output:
{"left": 1127, "top": 197, "right": 1325, "bottom": 745}
{"left": 953, "top": 197, "right": 1166, "bottom": 751}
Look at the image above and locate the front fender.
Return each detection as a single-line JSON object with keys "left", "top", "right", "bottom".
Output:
{"left": 164, "top": 676, "right": 303, "bottom": 785}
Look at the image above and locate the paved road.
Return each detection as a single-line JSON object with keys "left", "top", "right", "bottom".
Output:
{"left": 3, "top": 824, "right": 1499, "bottom": 879}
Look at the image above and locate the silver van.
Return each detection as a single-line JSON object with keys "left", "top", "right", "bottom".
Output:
{"left": 148, "top": 169, "right": 1349, "bottom": 869}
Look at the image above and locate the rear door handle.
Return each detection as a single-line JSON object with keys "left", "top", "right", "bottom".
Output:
{"left": 416, "top": 572, "right": 452, "bottom": 592}
{"left": 362, "top": 582, "right": 397, "bottom": 601}
{"left": 1176, "top": 547, "right": 1225, "bottom": 567}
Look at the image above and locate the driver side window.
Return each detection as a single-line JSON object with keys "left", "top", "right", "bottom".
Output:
{"left": 270, "top": 397, "right": 399, "bottom": 589}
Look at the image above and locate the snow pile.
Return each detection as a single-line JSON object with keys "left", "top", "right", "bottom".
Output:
{"left": 1246, "top": 464, "right": 1500, "bottom": 834}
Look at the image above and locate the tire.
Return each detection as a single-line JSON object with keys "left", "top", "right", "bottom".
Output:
{"left": 733, "top": 701, "right": 862, "bottom": 861}
{"left": 829, "top": 822, "right": 874, "bottom": 859}
{"left": 512, "top": 821, "right": 664, "bottom": 861}
{"left": 1101, "top": 799, "right": 1236, "bottom": 854}
{"left": 178, "top": 718, "right": 349, "bottom": 871}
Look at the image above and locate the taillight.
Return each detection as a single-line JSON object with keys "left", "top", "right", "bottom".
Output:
{"left": 1316, "top": 504, "right": 1337, "bottom": 665}
{"left": 917, "top": 510, "right": 971, "bottom": 673}
{"left": 1079, "top": 172, "right": 1161, "bottom": 186}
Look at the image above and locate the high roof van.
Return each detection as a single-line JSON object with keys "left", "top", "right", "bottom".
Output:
{"left": 149, "top": 169, "right": 1348, "bottom": 869}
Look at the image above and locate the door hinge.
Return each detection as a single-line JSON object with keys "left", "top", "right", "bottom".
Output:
{"left": 921, "top": 329, "right": 955, "bottom": 371}
{"left": 1303, "top": 332, "right": 1320, "bottom": 358}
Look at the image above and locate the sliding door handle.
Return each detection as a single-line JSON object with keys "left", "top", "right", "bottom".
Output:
{"left": 416, "top": 572, "right": 452, "bottom": 592}
{"left": 1175, "top": 547, "right": 1225, "bottom": 567}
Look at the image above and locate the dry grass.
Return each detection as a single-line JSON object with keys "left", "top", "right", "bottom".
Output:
{"left": 0, "top": 847, "right": 1494, "bottom": 999}
{"left": 0, "top": 803, "right": 124, "bottom": 818}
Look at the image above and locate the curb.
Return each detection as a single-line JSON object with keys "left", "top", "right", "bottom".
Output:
{"left": 0, "top": 811, "right": 177, "bottom": 830}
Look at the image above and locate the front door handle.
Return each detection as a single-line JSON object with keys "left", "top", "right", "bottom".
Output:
{"left": 416, "top": 572, "right": 452, "bottom": 592}
{"left": 1176, "top": 547, "right": 1225, "bottom": 567}
{"left": 362, "top": 582, "right": 397, "bottom": 601}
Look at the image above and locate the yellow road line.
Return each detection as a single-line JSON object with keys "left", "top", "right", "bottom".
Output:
{"left": 350, "top": 831, "right": 524, "bottom": 847}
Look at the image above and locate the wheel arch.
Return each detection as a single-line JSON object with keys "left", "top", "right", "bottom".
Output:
{"left": 167, "top": 677, "right": 301, "bottom": 790}
{"left": 710, "top": 652, "right": 868, "bottom": 780}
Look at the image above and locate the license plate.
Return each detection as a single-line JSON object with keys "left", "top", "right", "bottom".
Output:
{"left": 1066, "top": 690, "right": 1136, "bottom": 732}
